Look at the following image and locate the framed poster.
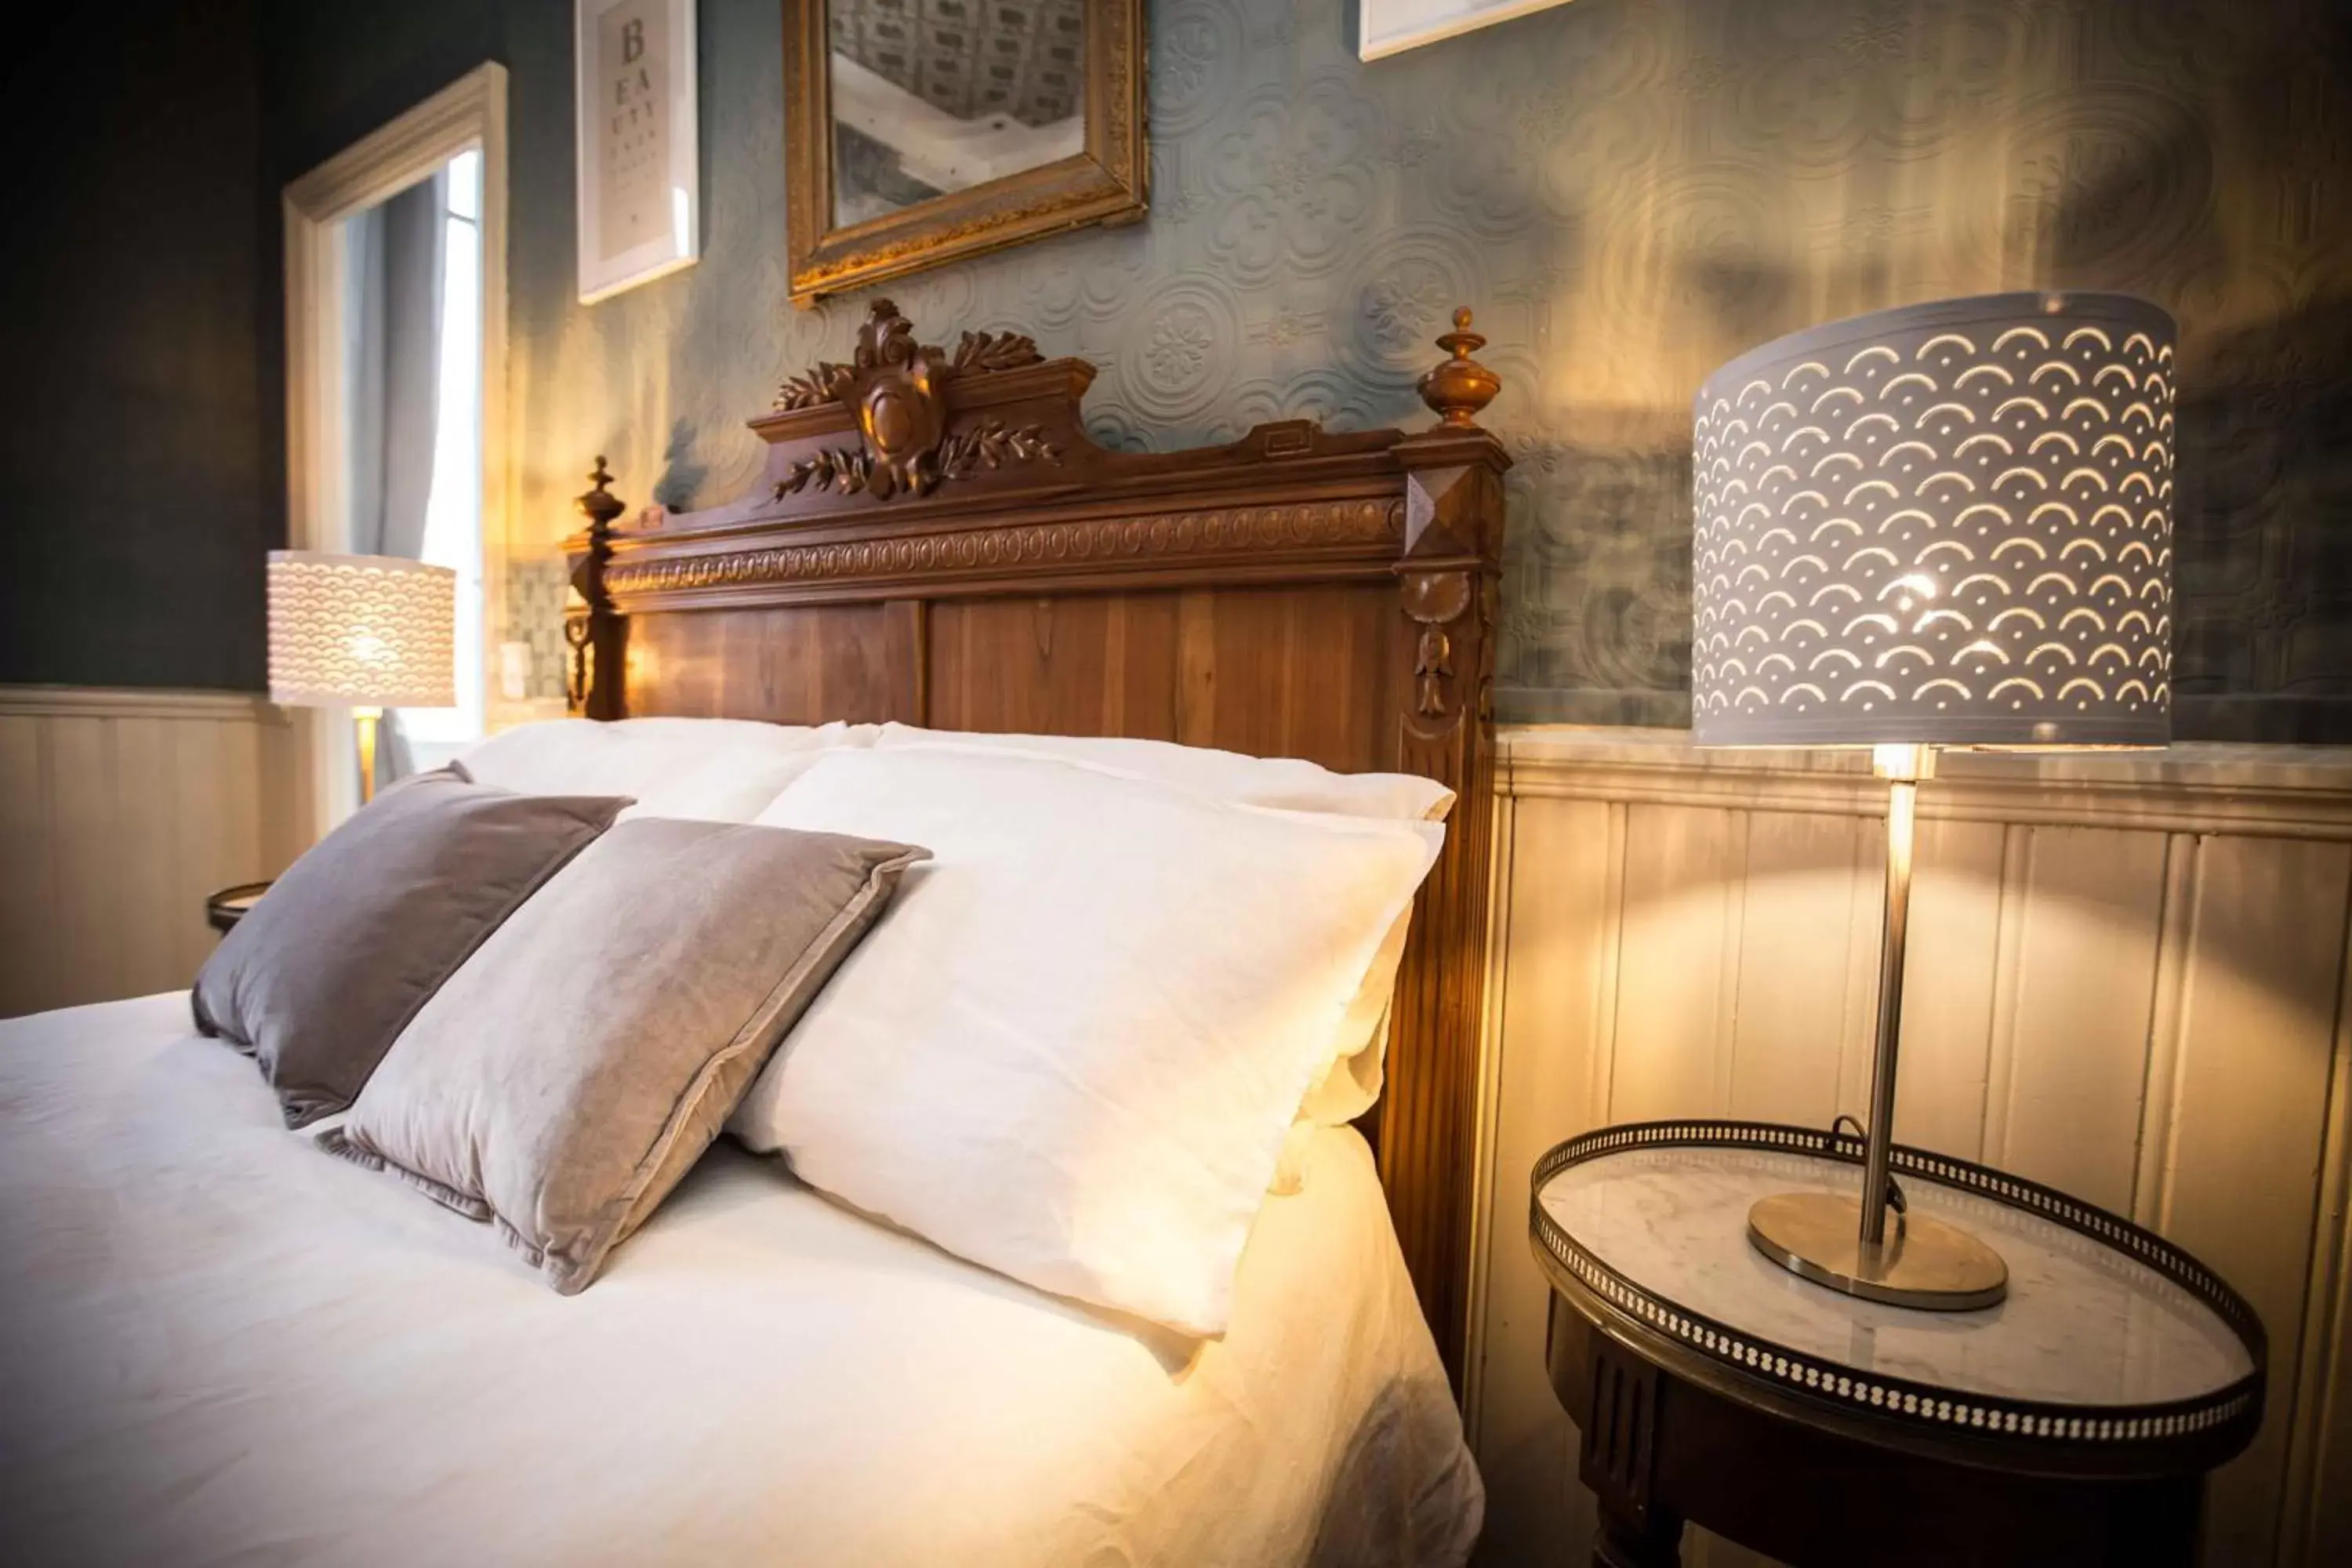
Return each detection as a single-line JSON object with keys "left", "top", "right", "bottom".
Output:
{"left": 1359, "top": 0, "right": 1577, "bottom": 60}
{"left": 576, "top": 0, "right": 699, "bottom": 303}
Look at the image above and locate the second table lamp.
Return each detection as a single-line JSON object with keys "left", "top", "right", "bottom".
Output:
{"left": 1690, "top": 291, "right": 2178, "bottom": 1308}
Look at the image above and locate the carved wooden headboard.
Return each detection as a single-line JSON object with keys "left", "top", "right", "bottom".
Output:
{"left": 564, "top": 300, "right": 1508, "bottom": 1381}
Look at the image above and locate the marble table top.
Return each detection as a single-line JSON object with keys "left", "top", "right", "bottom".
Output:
{"left": 1537, "top": 1143, "right": 2253, "bottom": 1409}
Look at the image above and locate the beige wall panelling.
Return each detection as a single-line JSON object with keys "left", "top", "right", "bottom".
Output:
{"left": 1475, "top": 728, "right": 2352, "bottom": 1568}
{"left": 1887, "top": 818, "right": 2010, "bottom": 1160}
{"left": 0, "top": 688, "right": 296, "bottom": 1018}
{"left": 1725, "top": 809, "right": 1874, "bottom": 1130}
{"left": 1472, "top": 788, "right": 1617, "bottom": 1566}
{"left": 1609, "top": 804, "right": 1746, "bottom": 1124}
{"left": 46, "top": 717, "right": 116, "bottom": 1007}
{"left": 2283, "top": 927, "right": 2352, "bottom": 1567}
{"left": 110, "top": 717, "right": 184, "bottom": 1000}
{"left": 166, "top": 716, "right": 236, "bottom": 993}
{"left": 1984, "top": 826, "right": 2173, "bottom": 1213}
{"left": 2157, "top": 837, "right": 2352, "bottom": 1566}
{"left": 0, "top": 714, "right": 58, "bottom": 1009}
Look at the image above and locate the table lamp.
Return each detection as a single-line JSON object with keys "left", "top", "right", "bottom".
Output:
{"left": 267, "top": 551, "right": 457, "bottom": 804}
{"left": 1690, "top": 291, "right": 2177, "bottom": 1309}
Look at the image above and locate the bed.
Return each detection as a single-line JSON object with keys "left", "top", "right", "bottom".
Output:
{"left": 0, "top": 993, "right": 1476, "bottom": 1566}
{"left": 0, "top": 301, "right": 1509, "bottom": 1565}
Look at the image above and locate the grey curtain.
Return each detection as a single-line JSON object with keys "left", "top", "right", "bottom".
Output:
{"left": 346, "top": 171, "right": 447, "bottom": 790}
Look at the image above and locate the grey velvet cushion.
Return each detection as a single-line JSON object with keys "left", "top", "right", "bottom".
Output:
{"left": 318, "top": 818, "right": 927, "bottom": 1294}
{"left": 192, "top": 766, "right": 627, "bottom": 1127}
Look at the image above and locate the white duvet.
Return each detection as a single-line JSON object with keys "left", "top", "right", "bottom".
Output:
{"left": 0, "top": 994, "right": 1480, "bottom": 1567}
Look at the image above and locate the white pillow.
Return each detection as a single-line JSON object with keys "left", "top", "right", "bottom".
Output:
{"left": 731, "top": 747, "right": 1442, "bottom": 1335}
{"left": 1300, "top": 915, "right": 1410, "bottom": 1123}
{"left": 458, "top": 717, "right": 877, "bottom": 822}
{"left": 879, "top": 724, "right": 1441, "bottom": 1134}
{"left": 875, "top": 723, "right": 1456, "bottom": 822}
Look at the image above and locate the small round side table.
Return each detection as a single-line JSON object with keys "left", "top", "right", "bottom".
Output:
{"left": 205, "top": 881, "right": 273, "bottom": 935}
{"left": 1530, "top": 1121, "right": 2265, "bottom": 1568}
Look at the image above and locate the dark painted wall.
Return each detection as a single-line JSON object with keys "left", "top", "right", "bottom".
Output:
{"left": 0, "top": 2, "right": 267, "bottom": 690}
{"left": 252, "top": 0, "right": 511, "bottom": 630}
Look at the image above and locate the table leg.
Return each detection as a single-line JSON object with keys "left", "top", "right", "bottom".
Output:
{"left": 1593, "top": 1503, "right": 1684, "bottom": 1568}
{"left": 1581, "top": 1333, "right": 1680, "bottom": 1565}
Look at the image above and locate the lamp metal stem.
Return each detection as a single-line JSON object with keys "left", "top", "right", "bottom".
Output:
{"left": 354, "top": 706, "right": 382, "bottom": 807}
{"left": 1743, "top": 739, "right": 2006, "bottom": 1309}
{"left": 1859, "top": 743, "right": 1922, "bottom": 1247}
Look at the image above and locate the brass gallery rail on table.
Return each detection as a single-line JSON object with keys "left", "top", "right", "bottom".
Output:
{"left": 563, "top": 300, "right": 1511, "bottom": 1385}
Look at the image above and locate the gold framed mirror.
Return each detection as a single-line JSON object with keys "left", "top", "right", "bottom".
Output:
{"left": 784, "top": 0, "right": 1146, "bottom": 307}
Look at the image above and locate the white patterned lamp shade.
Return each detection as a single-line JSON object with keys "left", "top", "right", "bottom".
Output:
{"left": 1691, "top": 292, "right": 2176, "bottom": 748}
{"left": 266, "top": 552, "right": 456, "bottom": 709}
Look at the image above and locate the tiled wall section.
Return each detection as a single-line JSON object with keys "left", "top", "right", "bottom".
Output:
{"left": 482, "top": 0, "right": 2350, "bottom": 739}
{"left": 504, "top": 555, "right": 572, "bottom": 706}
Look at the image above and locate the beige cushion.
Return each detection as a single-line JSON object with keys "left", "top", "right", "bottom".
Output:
{"left": 321, "top": 818, "right": 927, "bottom": 1294}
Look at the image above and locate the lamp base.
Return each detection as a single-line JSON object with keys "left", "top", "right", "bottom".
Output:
{"left": 1747, "top": 1191, "right": 2008, "bottom": 1311}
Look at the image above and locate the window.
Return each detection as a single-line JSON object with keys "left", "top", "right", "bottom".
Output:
{"left": 406, "top": 148, "right": 485, "bottom": 768}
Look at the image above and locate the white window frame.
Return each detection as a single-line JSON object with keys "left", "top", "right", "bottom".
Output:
{"left": 281, "top": 64, "right": 510, "bottom": 840}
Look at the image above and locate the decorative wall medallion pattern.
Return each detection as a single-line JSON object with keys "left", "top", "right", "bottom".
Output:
{"left": 513, "top": 0, "right": 2352, "bottom": 739}
{"left": 1124, "top": 274, "right": 1240, "bottom": 421}
{"left": 1345, "top": 227, "right": 1489, "bottom": 387}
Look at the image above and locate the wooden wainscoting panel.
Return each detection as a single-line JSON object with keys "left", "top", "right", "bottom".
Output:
{"left": 110, "top": 717, "right": 184, "bottom": 999}
{"left": 0, "top": 715, "right": 58, "bottom": 1009}
{"left": 1476, "top": 730, "right": 2352, "bottom": 1568}
{"left": 1609, "top": 805, "right": 1747, "bottom": 1123}
{"left": 1473, "top": 792, "right": 1617, "bottom": 1568}
{"left": 2286, "top": 926, "right": 2352, "bottom": 1568}
{"left": 1889, "top": 818, "right": 2010, "bottom": 1160}
{"left": 2133, "top": 834, "right": 2201, "bottom": 1228}
{"left": 1725, "top": 811, "right": 1872, "bottom": 1129}
{"left": 0, "top": 688, "right": 295, "bottom": 1018}
{"left": 169, "top": 713, "right": 245, "bottom": 987}
{"left": 1987, "top": 825, "right": 2172, "bottom": 1214}
{"left": 191, "top": 711, "right": 274, "bottom": 978}
{"left": 48, "top": 718, "right": 118, "bottom": 1007}
{"left": 2159, "top": 837, "right": 2352, "bottom": 1567}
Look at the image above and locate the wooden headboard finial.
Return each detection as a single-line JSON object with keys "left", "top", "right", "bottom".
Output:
{"left": 1418, "top": 307, "right": 1501, "bottom": 428}
{"left": 564, "top": 457, "right": 626, "bottom": 718}
{"left": 577, "top": 456, "right": 625, "bottom": 528}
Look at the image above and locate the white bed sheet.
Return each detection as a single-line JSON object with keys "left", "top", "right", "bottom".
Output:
{"left": 0, "top": 994, "right": 1480, "bottom": 1568}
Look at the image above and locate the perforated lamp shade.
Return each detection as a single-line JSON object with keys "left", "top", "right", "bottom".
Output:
{"left": 266, "top": 551, "right": 456, "bottom": 710}
{"left": 1690, "top": 292, "right": 2176, "bottom": 748}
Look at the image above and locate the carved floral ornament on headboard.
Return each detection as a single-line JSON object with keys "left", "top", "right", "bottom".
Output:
{"left": 770, "top": 300, "right": 1063, "bottom": 502}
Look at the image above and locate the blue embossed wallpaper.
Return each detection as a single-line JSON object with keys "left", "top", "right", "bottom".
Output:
{"left": 257, "top": 0, "right": 2352, "bottom": 739}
